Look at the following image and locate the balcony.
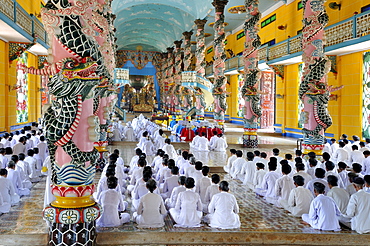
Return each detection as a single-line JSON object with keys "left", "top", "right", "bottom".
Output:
{"left": 205, "top": 10, "right": 370, "bottom": 76}
{"left": 0, "top": 0, "right": 47, "bottom": 46}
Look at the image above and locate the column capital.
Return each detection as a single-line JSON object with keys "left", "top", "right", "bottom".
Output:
{"left": 194, "top": 19, "right": 207, "bottom": 30}
{"left": 182, "top": 31, "right": 193, "bottom": 41}
{"left": 212, "top": 0, "right": 229, "bottom": 13}
{"left": 167, "top": 47, "right": 174, "bottom": 54}
{"left": 174, "top": 40, "right": 183, "bottom": 49}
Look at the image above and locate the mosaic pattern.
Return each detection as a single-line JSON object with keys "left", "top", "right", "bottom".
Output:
{"left": 16, "top": 53, "right": 29, "bottom": 124}
{"left": 363, "top": 51, "right": 370, "bottom": 139}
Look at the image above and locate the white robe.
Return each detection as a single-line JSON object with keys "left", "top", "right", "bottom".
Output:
{"left": 170, "top": 189, "right": 202, "bottom": 227}
{"left": 0, "top": 192, "right": 10, "bottom": 214}
{"left": 162, "top": 144, "right": 177, "bottom": 160}
{"left": 191, "top": 137, "right": 209, "bottom": 152}
{"left": 195, "top": 176, "right": 211, "bottom": 204}
{"left": 346, "top": 189, "right": 370, "bottom": 234}
{"left": 24, "top": 156, "right": 40, "bottom": 182}
{"left": 242, "top": 161, "right": 256, "bottom": 188}
{"left": 302, "top": 194, "right": 341, "bottom": 231}
{"left": 135, "top": 192, "right": 167, "bottom": 228}
{"left": 0, "top": 176, "right": 20, "bottom": 205}
{"left": 6, "top": 169, "right": 30, "bottom": 196}
{"left": 208, "top": 192, "right": 240, "bottom": 229}
{"left": 210, "top": 137, "right": 228, "bottom": 152}
{"left": 36, "top": 142, "right": 48, "bottom": 163}
{"left": 327, "top": 186, "right": 350, "bottom": 214}
{"left": 42, "top": 156, "right": 55, "bottom": 207}
{"left": 224, "top": 155, "right": 237, "bottom": 173}
{"left": 97, "top": 189, "right": 130, "bottom": 227}
{"left": 280, "top": 186, "right": 313, "bottom": 217}
{"left": 275, "top": 175, "right": 295, "bottom": 206}
{"left": 253, "top": 169, "right": 266, "bottom": 189}
{"left": 230, "top": 158, "right": 247, "bottom": 180}
{"left": 161, "top": 175, "right": 179, "bottom": 199}
{"left": 165, "top": 185, "right": 186, "bottom": 209}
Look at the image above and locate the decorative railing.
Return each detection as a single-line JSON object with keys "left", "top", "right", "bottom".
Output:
{"left": 0, "top": 0, "right": 47, "bottom": 45}
{"left": 205, "top": 10, "right": 370, "bottom": 75}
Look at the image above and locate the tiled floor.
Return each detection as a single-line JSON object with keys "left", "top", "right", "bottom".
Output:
{"left": 0, "top": 121, "right": 363, "bottom": 245}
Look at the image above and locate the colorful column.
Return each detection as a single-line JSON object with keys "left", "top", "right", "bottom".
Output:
{"left": 32, "top": 0, "right": 117, "bottom": 244}
{"left": 166, "top": 47, "right": 175, "bottom": 114}
{"left": 161, "top": 52, "right": 169, "bottom": 112}
{"left": 242, "top": 0, "right": 262, "bottom": 148}
{"left": 173, "top": 40, "right": 183, "bottom": 115}
{"left": 299, "top": 0, "right": 338, "bottom": 154}
{"left": 182, "top": 31, "right": 194, "bottom": 114}
{"left": 194, "top": 19, "right": 208, "bottom": 120}
{"left": 212, "top": 0, "right": 229, "bottom": 127}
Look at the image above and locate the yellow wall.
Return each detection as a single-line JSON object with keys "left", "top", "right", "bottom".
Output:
{"left": 0, "top": 40, "right": 7, "bottom": 132}
{"left": 226, "top": 74, "right": 239, "bottom": 119}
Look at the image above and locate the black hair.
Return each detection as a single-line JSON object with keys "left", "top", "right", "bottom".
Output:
{"left": 5, "top": 147, "right": 12, "bottom": 155}
{"left": 364, "top": 175, "right": 370, "bottom": 186}
{"left": 313, "top": 182, "right": 326, "bottom": 194}
{"left": 236, "top": 150, "right": 243, "bottom": 157}
{"left": 322, "top": 152, "right": 330, "bottom": 161}
{"left": 211, "top": 174, "right": 220, "bottom": 184}
{"left": 219, "top": 181, "right": 229, "bottom": 192}
{"left": 315, "top": 168, "right": 326, "bottom": 179}
{"left": 254, "top": 150, "right": 260, "bottom": 156}
{"left": 352, "top": 145, "right": 358, "bottom": 150}
{"left": 27, "top": 149, "right": 34, "bottom": 156}
{"left": 0, "top": 169, "right": 7, "bottom": 176}
{"left": 185, "top": 177, "right": 195, "bottom": 189}
{"left": 11, "top": 155, "right": 19, "bottom": 163}
{"left": 201, "top": 166, "right": 210, "bottom": 176}
{"left": 325, "top": 161, "right": 335, "bottom": 171}
{"left": 171, "top": 166, "right": 179, "bottom": 175}
{"left": 338, "top": 162, "right": 347, "bottom": 169}
{"left": 293, "top": 175, "right": 305, "bottom": 186}
{"left": 256, "top": 162, "right": 265, "bottom": 169}
{"left": 327, "top": 175, "right": 338, "bottom": 187}
{"left": 352, "top": 163, "right": 362, "bottom": 173}
{"left": 295, "top": 157, "right": 303, "bottom": 164}
{"left": 138, "top": 158, "right": 147, "bottom": 167}
{"left": 309, "top": 158, "right": 318, "bottom": 167}
{"left": 146, "top": 179, "right": 157, "bottom": 193}
{"left": 261, "top": 152, "right": 267, "bottom": 158}
{"left": 33, "top": 148, "right": 39, "bottom": 154}
{"left": 40, "top": 136, "right": 45, "bottom": 141}
{"left": 285, "top": 154, "right": 292, "bottom": 160}
{"left": 295, "top": 149, "right": 302, "bottom": 156}
{"left": 272, "top": 148, "right": 279, "bottom": 155}
{"left": 339, "top": 141, "right": 346, "bottom": 148}
{"left": 268, "top": 162, "right": 277, "bottom": 171}
{"left": 107, "top": 176, "right": 118, "bottom": 189}
{"left": 135, "top": 148, "right": 142, "bottom": 155}
{"left": 195, "top": 161, "right": 203, "bottom": 171}
{"left": 296, "top": 163, "right": 305, "bottom": 171}
{"left": 168, "top": 159, "right": 176, "bottom": 169}
{"left": 246, "top": 152, "right": 254, "bottom": 161}
{"left": 7, "top": 161, "right": 15, "bottom": 169}
{"left": 178, "top": 176, "right": 186, "bottom": 185}
{"left": 230, "top": 149, "right": 237, "bottom": 154}
{"left": 282, "top": 164, "right": 292, "bottom": 174}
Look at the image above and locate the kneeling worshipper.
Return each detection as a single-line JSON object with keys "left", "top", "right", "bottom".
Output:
{"left": 6, "top": 161, "right": 30, "bottom": 197}
{"left": 97, "top": 177, "right": 130, "bottom": 227}
{"left": 134, "top": 179, "right": 167, "bottom": 228}
{"left": 302, "top": 182, "right": 341, "bottom": 231}
{"left": 0, "top": 168, "right": 20, "bottom": 206}
{"left": 169, "top": 177, "right": 203, "bottom": 227}
{"left": 207, "top": 181, "right": 240, "bottom": 229}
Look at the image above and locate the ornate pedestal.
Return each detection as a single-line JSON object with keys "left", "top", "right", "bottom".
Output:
{"left": 243, "top": 129, "right": 258, "bottom": 148}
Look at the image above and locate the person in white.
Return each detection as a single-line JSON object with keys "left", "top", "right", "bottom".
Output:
{"left": 302, "top": 182, "right": 341, "bottom": 231}
{"left": 0, "top": 168, "right": 20, "bottom": 206}
{"left": 165, "top": 176, "right": 186, "bottom": 209}
{"left": 210, "top": 133, "right": 228, "bottom": 152}
{"left": 306, "top": 168, "right": 330, "bottom": 196}
{"left": 191, "top": 132, "right": 209, "bottom": 152}
{"left": 189, "top": 131, "right": 200, "bottom": 149}
{"left": 129, "top": 158, "right": 146, "bottom": 192}
{"left": 207, "top": 181, "right": 240, "bottom": 229}
{"left": 195, "top": 166, "right": 211, "bottom": 212}
{"left": 345, "top": 177, "right": 370, "bottom": 234}
{"left": 6, "top": 161, "right": 30, "bottom": 197}
{"left": 15, "top": 154, "right": 32, "bottom": 189}
{"left": 169, "top": 177, "right": 202, "bottom": 227}
{"left": 253, "top": 163, "right": 267, "bottom": 190}
{"left": 132, "top": 173, "right": 153, "bottom": 211}
{"left": 323, "top": 139, "right": 332, "bottom": 155}
{"left": 275, "top": 164, "right": 295, "bottom": 207}
{"left": 255, "top": 161, "right": 281, "bottom": 204}
{"left": 204, "top": 174, "right": 221, "bottom": 213}
{"left": 33, "top": 148, "right": 43, "bottom": 177}
{"left": 362, "top": 150, "right": 370, "bottom": 175}
{"left": 333, "top": 141, "right": 349, "bottom": 164}
{"left": 224, "top": 149, "right": 237, "bottom": 173}
{"left": 161, "top": 166, "right": 179, "bottom": 200}
{"left": 326, "top": 175, "right": 350, "bottom": 214}
{"left": 280, "top": 175, "right": 313, "bottom": 217}
{"left": 359, "top": 142, "right": 369, "bottom": 153}
{"left": 349, "top": 145, "right": 365, "bottom": 167}
{"left": 330, "top": 138, "right": 339, "bottom": 154}
{"left": 97, "top": 177, "right": 130, "bottom": 227}
{"left": 0, "top": 133, "right": 11, "bottom": 148}
{"left": 41, "top": 156, "right": 55, "bottom": 207}
{"left": 190, "top": 161, "right": 203, "bottom": 183}
{"left": 24, "top": 149, "right": 40, "bottom": 183}
{"left": 154, "top": 129, "right": 166, "bottom": 149}
{"left": 0, "top": 148, "right": 8, "bottom": 169}
{"left": 208, "top": 131, "right": 218, "bottom": 148}
{"left": 162, "top": 138, "right": 177, "bottom": 160}
{"left": 177, "top": 151, "right": 190, "bottom": 175}
{"left": 230, "top": 150, "right": 247, "bottom": 180}
{"left": 36, "top": 136, "right": 48, "bottom": 164}
{"left": 12, "top": 137, "right": 26, "bottom": 156}
{"left": 124, "top": 122, "right": 136, "bottom": 141}
{"left": 134, "top": 179, "right": 167, "bottom": 228}
{"left": 292, "top": 163, "right": 312, "bottom": 187}
{"left": 141, "top": 137, "right": 156, "bottom": 164}
{"left": 242, "top": 152, "right": 256, "bottom": 189}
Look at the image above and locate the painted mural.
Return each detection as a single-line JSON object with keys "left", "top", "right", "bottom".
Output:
{"left": 259, "top": 71, "right": 274, "bottom": 129}
{"left": 16, "top": 53, "right": 29, "bottom": 123}
{"left": 238, "top": 74, "right": 245, "bottom": 118}
{"left": 298, "top": 63, "right": 304, "bottom": 128}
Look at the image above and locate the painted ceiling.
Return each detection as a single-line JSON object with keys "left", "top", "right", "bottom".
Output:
{"left": 112, "top": 0, "right": 287, "bottom": 52}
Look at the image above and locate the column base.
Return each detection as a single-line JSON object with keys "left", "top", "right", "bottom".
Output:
{"left": 243, "top": 134, "right": 258, "bottom": 148}
{"left": 48, "top": 222, "right": 96, "bottom": 246}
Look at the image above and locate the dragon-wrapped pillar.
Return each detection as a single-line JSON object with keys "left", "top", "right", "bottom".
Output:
{"left": 194, "top": 19, "right": 208, "bottom": 120}
{"left": 31, "top": 0, "right": 118, "bottom": 244}
{"left": 212, "top": 0, "right": 229, "bottom": 127}
{"left": 173, "top": 40, "right": 183, "bottom": 115}
{"left": 166, "top": 47, "right": 175, "bottom": 114}
{"left": 182, "top": 31, "right": 194, "bottom": 115}
{"left": 299, "top": 0, "right": 341, "bottom": 154}
{"left": 242, "top": 0, "right": 262, "bottom": 148}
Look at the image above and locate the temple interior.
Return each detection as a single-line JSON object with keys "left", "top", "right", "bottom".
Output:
{"left": 1, "top": 0, "right": 370, "bottom": 245}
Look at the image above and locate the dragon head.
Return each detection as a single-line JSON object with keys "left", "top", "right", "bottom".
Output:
{"left": 48, "top": 57, "right": 100, "bottom": 99}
